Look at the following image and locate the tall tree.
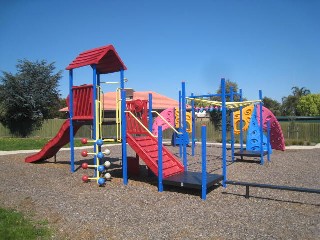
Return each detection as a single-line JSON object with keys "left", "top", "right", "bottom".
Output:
{"left": 291, "top": 86, "right": 311, "bottom": 98}
{"left": 210, "top": 79, "right": 240, "bottom": 131}
{"left": 262, "top": 97, "right": 281, "bottom": 116}
{"left": 281, "top": 86, "right": 311, "bottom": 116}
{"left": 296, "top": 94, "right": 320, "bottom": 116}
{"left": 214, "top": 79, "right": 241, "bottom": 102}
{"left": 0, "top": 59, "right": 62, "bottom": 137}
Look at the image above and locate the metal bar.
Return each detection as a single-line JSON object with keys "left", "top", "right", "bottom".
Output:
{"left": 201, "top": 125, "right": 207, "bottom": 200}
{"left": 101, "top": 81, "right": 121, "bottom": 84}
{"left": 221, "top": 78, "right": 227, "bottom": 187}
{"left": 191, "top": 93, "right": 195, "bottom": 156}
{"left": 179, "top": 90, "right": 182, "bottom": 158}
{"left": 158, "top": 126, "right": 163, "bottom": 192}
{"left": 92, "top": 65, "right": 97, "bottom": 177}
{"left": 230, "top": 86, "right": 235, "bottom": 162}
{"left": 226, "top": 180, "right": 320, "bottom": 194}
{"left": 187, "top": 93, "right": 240, "bottom": 99}
{"left": 121, "top": 90, "right": 128, "bottom": 185}
{"left": 68, "top": 69, "right": 75, "bottom": 173}
{"left": 181, "top": 81, "right": 187, "bottom": 171}
{"left": 148, "top": 93, "right": 153, "bottom": 132}
{"left": 245, "top": 186, "right": 250, "bottom": 198}
{"left": 120, "top": 70, "right": 125, "bottom": 89}
{"left": 152, "top": 111, "right": 181, "bottom": 135}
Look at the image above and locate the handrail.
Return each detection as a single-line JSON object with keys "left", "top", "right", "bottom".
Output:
{"left": 101, "top": 78, "right": 128, "bottom": 84}
{"left": 152, "top": 111, "right": 182, "bottom": 135}
{"left": 125, "top": 111, "right": 156, "bottom": 137}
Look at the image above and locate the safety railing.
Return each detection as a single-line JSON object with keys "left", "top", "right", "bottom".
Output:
{"left": 125, "top": 111, "right": 156, "bottom": 137}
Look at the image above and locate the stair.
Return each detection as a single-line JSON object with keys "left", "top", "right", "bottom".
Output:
{"left": 126, "top": 134, "right": 184, "bottom": 178}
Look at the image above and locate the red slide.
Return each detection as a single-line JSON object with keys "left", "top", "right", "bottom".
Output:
{"left": 25, "top": 120, "right": 86, "bottom": 163}
{"left": 127, "top": 133, "right": 184, "bottom": 178}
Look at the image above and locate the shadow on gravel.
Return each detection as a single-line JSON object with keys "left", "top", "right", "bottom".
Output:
{"left": 221, "top": 192, "right": 320, "bottom": 207}
{"left": 232, "top": 158, "right": 262, "bottom": 164}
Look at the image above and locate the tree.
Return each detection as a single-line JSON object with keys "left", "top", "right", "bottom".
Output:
{"left": 0, "top": 59, "right": 62, "bottom": 137}
{"left": 281, "top": 86, "right": 311, "bottom": 116}
{"left": 214, "top": 79, "right": 241, "bottom": 102}
{"left": 262, "top": 97, "right": 281, "bottom": 116}
{"left": 291, "top": 86, "right": 311, "bottom": 98}
{"left": 210, "top": 79, "right": 240, "bottom": 131}
{"left": 296, "top": 94, "right": 320, "bottom": 116}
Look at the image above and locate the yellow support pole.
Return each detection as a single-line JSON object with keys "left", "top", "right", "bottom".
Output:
{"left": 116, "top": 88, "right": 121, "bottom": 142}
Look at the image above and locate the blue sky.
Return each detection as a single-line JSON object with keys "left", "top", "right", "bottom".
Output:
{"left": 1, "top": 0, "right": 319, "bottom": 102}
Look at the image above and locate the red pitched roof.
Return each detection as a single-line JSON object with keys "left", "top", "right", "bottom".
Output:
{"left": 103, "top": 91, "right": 180, "bottom": 110}
{"left": 66, "top": 45, "right": 127, "bottom": 74}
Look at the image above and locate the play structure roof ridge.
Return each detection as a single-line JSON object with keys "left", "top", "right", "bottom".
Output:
{"left": 66, "top": 44, "right": 127, "bottom": 74}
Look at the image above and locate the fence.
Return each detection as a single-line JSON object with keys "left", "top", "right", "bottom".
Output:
{"left": 0, "top": 119, "right": 319, "bottom": 143}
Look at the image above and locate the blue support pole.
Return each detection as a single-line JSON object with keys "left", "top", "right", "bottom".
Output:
{"left": 230, "top": 87, "right": 235, "bottom": 162}
{"left": 259, "top": 90, "right": 264, "bottom": 165}
{"left": 191, "top": 93, "right": 196, "bottom": 156}
{"left": 148, "top": 93, "right": 153, "bottom": 132}
{"left": 121, "top": 89, "right": 128, "bottom": 185}
{"left": 239, "top": 89, "right": 243, "bottom": 151}
{"left": 158, "top": 126, "right": 163, "bottom": 192}
{"left": 68, "top": 69, "right": 75, "bottom": 173}
{"left": 181, "top": 81, "right": 187, "bottom": 171}
{"left": 267, "top": 120, "right": 271, "bottom": 162}
{"left": 179, "top": 90, "right": 182, "bottom": 157}
{"left": 120, "top": 69, "right": 125, "bottom": 89}
{"left": 201, "top": 125, "right": 207, "bottom": 200}
{"left": 221, "top": 78, "right": 227, "bottom": 187}
{"left": 92, "top": 65, "right": 98, "bottom": 177}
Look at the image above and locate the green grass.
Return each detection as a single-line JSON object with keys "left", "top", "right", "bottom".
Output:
{"left": 0, "top": 208, "right": 51, "bottom": 240}
{"left": 0, "top": 138, "right": 83, "bottom": 151}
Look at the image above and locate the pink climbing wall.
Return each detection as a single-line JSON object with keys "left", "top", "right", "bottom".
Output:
{"left": 152, "top": 108, "right": 175, "bottom": 136}
{"left": 256, "top": 105, "right": 285, "bottom": 151}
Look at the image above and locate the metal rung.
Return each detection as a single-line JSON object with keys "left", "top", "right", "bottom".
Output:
{"left": 226, "top": 180, "right": 320, "bottom": 198}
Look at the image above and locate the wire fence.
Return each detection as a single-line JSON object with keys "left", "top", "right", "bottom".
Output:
{"left": 0, "top": 119, "right": 319, "bottom": 143}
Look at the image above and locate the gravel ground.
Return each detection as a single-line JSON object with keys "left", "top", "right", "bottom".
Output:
{"left": 0, "top": 144, "right": 319, "bottom": 239}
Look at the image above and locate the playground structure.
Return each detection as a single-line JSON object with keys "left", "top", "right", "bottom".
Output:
{"left": 25, "top": 45, "right": 127, "bottom": 185}
{"left": 25, "top": 44, "right": 320, "bottom": 200}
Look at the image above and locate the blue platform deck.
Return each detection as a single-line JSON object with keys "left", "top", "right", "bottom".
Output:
{"left": 163, "top": 171, "right": 223, "bottom": 189}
